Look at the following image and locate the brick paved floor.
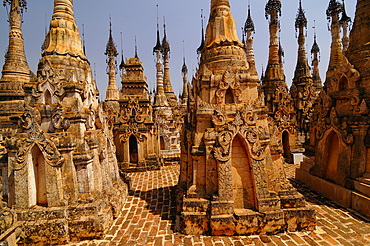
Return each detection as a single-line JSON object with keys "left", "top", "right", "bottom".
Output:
{"left": 69, "top": 164, "right": 370, "bottom": 246}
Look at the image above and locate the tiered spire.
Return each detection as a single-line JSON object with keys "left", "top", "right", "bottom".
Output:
{"left": 181, "top": 56, "right": 189, "bottom": 106}
{"left": 326, "top": 0, "right": 343, "bottom": 74}
{"left": 244, "top": 4, "right": 258, "bottom": 78}
{"left": 340, "top": 0, "right": 351, "bottom": 52}
{"left": 161, "top": 20, "right": 175, "bottom": 100}
{"left": 292, "top": 0, "right": 311, "bottom": 86}
{"left": 205, "top": 0, "right": 242, "bottom": 48}
{"left": 0, "top": 0, "right": 30, "bottom": 100}
{"left": 264, "top": 0, "right": 284, "bottom": 82}
{"left": 42, "top": 0, "right": 86, "bottom": 60}
{"left": 153, "top": 14, "right": 167, "bottom": 107}
{"left": 105, "top": 21, "right": 119, "bottom": 101}
{"left": 311, "top": 21, "right": 322, "bottom": 88}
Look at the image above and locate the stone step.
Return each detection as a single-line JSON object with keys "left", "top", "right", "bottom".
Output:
{"left": 303, "top": 155, "right": 314, "bottom": 164}
{"left": 351, "top": 192, "right": 370, "bottom": 219}
{"left": 357, "top": 177, "right": 370, "bottom": 185}
{"left": 21, "top": 218, "right": 69, "bottom": 245}
{"left": 182, "top": 198, "right": 210, "bottom": 213}
{"left": 299, "top": 160, "right": 313, "bottom": 172}
{"left": 354, "top": 180, "right": 370, "bottom": 197}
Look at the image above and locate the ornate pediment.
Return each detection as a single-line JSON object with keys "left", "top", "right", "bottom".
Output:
{"left": 215, "top": 68, "right": 242, "bottom": 104}
{"left": 212, "top": 108, "right": 270, "bottom": 162}
{"left": 117, "top": 98, "right": 145, "bottom": 125}
{"left": 5, "top": 106, "right": 65, "bottom": 170}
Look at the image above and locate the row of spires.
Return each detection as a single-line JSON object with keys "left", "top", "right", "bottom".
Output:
{"left": 104, "top": 0, "right": 353, "bottom": 104}
{"left": 0, "top": 0, "right": 353, "bottom": 102}
{"left": 104, "top": 5, "right": 176, "bottom": 104}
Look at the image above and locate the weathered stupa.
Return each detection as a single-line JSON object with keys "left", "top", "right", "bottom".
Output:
{"left": 0, "top": 0, "right": 128, "bottom": 244}
{"left": 262, "top": 0, "right": 299, "bottom": 164}
{"left": 177, "top": 0, "right": 315, "bottom": 236}
{"left": 297, "top": 0, "right": 370, "bottom": 219}
{"left": 290, "top": 0, "right": 320, "bottom": 149}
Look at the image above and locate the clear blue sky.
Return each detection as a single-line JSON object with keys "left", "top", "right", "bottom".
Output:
{"left": 0, "top": 0, "right": 357, "bottom": 100}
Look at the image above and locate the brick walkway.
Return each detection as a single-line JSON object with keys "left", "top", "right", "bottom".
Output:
{"left": 70, "top": 164, "right": 370, "bottom": 246}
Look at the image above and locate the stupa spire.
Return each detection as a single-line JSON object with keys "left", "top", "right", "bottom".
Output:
{"left": 134, "top": 36, "right": 138, "bottom": 58}
{"left": 160, "top": 18, "right": 176, "bottom": 102}
{"left": 181, "top": 54, "right": 189, "bottom": 106}
{"left": 153, "top": 13, "right": 167, "bottom": 107}
{"left": 340, "top": 0, "right": 351, "bottom": 52}
{"left": 244, "top": 3, "right": 258, "bottom": 78}
{"left": 0, "top": 0, "right": 30, "bottom": 100}
{"left": 264, "top": 0, "right": 284, "bottom": 82}
{"left": 105, "top": 20, "right": 119, "bottom": 101}
{"left": 292, "top": 0, "right": 311, "bottom": 86}
{"left": 42, "top": 0, "right": 86, "bottom": 60}
{"left": 153, "top": 5, "right": 162, "bottom": 54}
{"left": 197, "top": 9, "right": 205, "bottom": 55}
{"left": 326, "top": 0, "right": 343, "bottom": 74}
{"left": 119, "top": 32, "right": 125, "bottom": 70}
{"left": 205, "top": 0, "right": 242, "bottom": 48}
{"left": 311, "top": 21, "right": 322, "bottom": 88}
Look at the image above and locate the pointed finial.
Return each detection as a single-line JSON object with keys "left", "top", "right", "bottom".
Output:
{"left": 135, "top": 36, "right": 138, "bottom": 58}
{"left": 119, "top": 31, "right": 125, "bottom": 69}
{"left": 327, "top": 0, "right": 342, "bottom": 21}
{"left": 105, "top": 19, "right": 118, "bottom": 57}
{"left": 197, "top": 9, "right": 205, "bottom": 55}
{"left": 245, "top": 1, "right": 255, "bottom": 33}
{"left": 94, "top": 63, "right": 97, "bottom": 81}
{"left": 82, "top": 24, "right": 86, "bottom": 55}
{"left": 295, "top": 0, "right": 307, "bottom": 32}
{"left": 157, "top": 4, "right": 159, "bottom": 30}
{"left": 265, "top": 0, "right": 282, "bottom": 20}
{"left": 183, "top": 40, "right": 185, "bottom": 63}
{"left": 162, "top": 16, "right": 170, "bottom": 55}
{"left": 311, "top": 20, "right": 320, "bottom": 55}
{"left": 44, "top": 13, "right": 48, "bottom": 36}
{"left": 153, "top": 4, "right": 162, "bottom": 54}
{"left": 278, "top": 35, "right": 285, "bottom": 63}
{"left": 163, "top": 16, "right": 166, "bottom": 36}
{"left": 339, "top": 0, "right": 351, "bottom": 24}
{"left": 241, "top": 27, "right": 245, "bottom": 45}
{"left": 41, "top": 13, "right": 48, "bottom": 51}
{"left": 3, "top": 0, "right": 28, "bottom": 17}
{"left": 182, "top": 40, "right": 188, "bottom": 75}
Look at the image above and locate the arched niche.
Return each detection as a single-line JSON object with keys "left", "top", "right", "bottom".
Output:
{"left": 282, "top": 131, "right": 292, "bottom": 163}
{"left": 44, "top": 89, "right": 52, "bottom": 105}
{"left": 225, "top": 88, "right": 234, "bottom": 104}
{"left": 29, "top": 145, "right": 48, "bottom": 207}
{"left": 324, "top": 131, "right": 340, "bottom": 182}
{"left": 338, "top": 76, "right": 349, "bottom": 91}
{"left": 160, "top": 136, "right": 165, "bottom": 151}
{"left": 231, "top": 134, "right": 256, "bottom": 210}
{"left": 129, "top": 135, "right": 139, "bottom": 165}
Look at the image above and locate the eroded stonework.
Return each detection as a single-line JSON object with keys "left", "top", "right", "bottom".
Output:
{"left": 0, "top": 0, "right": 128, "bottom": 244}
{"left": 296, "top": 0, "right": 370, "bottom": 220}
{"left": 177, "top": 0, "right": 315, "bottom": 236}
{"left": 262, "top": 0, "right": 300, "bottom": 164}
{"left": 104, "top": 55, "right": 161, "bottom": 172}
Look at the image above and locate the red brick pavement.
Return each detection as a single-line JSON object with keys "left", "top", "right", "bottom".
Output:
{"left": 68, "top": 164, "right": 370, "bottom": 246}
